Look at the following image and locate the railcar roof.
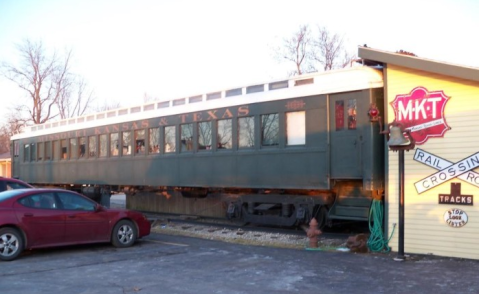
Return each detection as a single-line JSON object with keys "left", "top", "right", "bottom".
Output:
{"left": 11, "top": 66, "right": 383, "bottom": 140}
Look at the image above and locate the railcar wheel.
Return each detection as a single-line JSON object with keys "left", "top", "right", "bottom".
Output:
{"left": 111, "top": 220, "right": 137, "bottom": 248}
{"left": 0, "top": 228, "right": 24, "bottom": 261}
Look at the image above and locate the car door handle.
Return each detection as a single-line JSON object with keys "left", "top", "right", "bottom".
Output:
{"left": 24, "top": 213, "right": 33, "bottom": 217}
{"left": 67, "top": 215, "right": 76, "bottom": 218}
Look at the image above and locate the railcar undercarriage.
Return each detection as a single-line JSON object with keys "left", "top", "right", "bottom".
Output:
{"left": 34, "top": 180, "right": 374, "bottom": 229}
{"left": 120, "top": 181, "right": 373, "bottom": 228}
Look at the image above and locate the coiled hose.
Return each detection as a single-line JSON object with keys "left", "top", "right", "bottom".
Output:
{"left": 367, "top": 199, "right": 395, "bottom": 252}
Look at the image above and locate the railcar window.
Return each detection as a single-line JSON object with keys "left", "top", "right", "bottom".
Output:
{"left": 37, "top": 142, "right": 44, "bottom": 161}
{"left": 53, "top": 141, "right": 60, "bottom": 160}
{"left": 79, "top": 137, "right": 86, "bottom": 158}
{"left": 23, "top": 144, "right": 30, "bottom": 162}
{"left": 286, "top": 111, "right": 306, "bottom": 145}
{"left": 14, "top": 142, "right": 19, "bottom": 158}
{"left": 149, "top": 128, "right": 160, "bottom": 154}
{"left": 70, "top": 138, "right": 77, "bottom": 159}
{"left": 246, "top": 84, "right": 264, "bottom": 94}
{"left": 158, "top": 101, "right": 169, "bottom": 108}
{"left": 189, "top": 95, "right": 202, "bottom": 103}
{"left": 238, "top": 116, "right": 255, "bottom": 148}
{"left": 88, "top": 136, "right": 97, "bottom": 157}
{"left": 135, "top": 130, "right": 146, "bottom": 154}
{"left": 261, "top": 113, "right": 279, "bottom": 146}
{"left": 30, "top": 143, "right": 36, "bottom": 161}
{"left": 335, "top": 100, "right": 345, "bottom": 131}
{"left": 61, "top": 139, "right": 68, "bottom": 160}
{"left": 99, "top": 134, "right": 107, "bottom": 157}
{"left": 226, "top": 88, "right": 242, "bottom": 97}
{"left": 173, "top": 98, "right": 185, "bottom": 106}
{"left": 269, "top": 80, "right": 288, "bottom": 90}
{"left": 110, "top": 133, "right": 119, "bottom": 156}
{"left": 198, "top": 122, "right": 212, "bottom": 150}
{"left": 217, "top": 119, "right": 232, "bottom": 149}
{"left": 144, "top": 104, "right": 154, "bottom": 111}
{"left": 122, "top": 132, "right": 132, "bottom": 155}
{"left": 45, "top": 141, "right": 52, "bottom": 160}
{"left": 206, "top": 92, "right": 221, "bottom": 101}
{"left": 181, "top": 124, "right": 194, "bottom": 152}
{"left": 347, "top": 99, "right": 357, "bottom": 130}
{"left": 164, "top": 126, "right": 176, "bottom": 153}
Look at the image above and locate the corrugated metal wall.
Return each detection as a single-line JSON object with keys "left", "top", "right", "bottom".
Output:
{"left": 386, "top": 64, "right": 479, "bottom": 259}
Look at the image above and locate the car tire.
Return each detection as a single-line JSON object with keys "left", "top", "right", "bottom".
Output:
{"left": 111, "top": 220, "right": 137, "bottom": 248}
{"left": 0, "top": 228, "right": 24, "bottom": 261}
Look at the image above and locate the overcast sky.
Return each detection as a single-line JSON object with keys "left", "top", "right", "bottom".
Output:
{"left": 1, "top": 0, "right": 478, "bottom": 124}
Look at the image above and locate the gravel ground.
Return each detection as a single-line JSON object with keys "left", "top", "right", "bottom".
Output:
{"left": 110, "top": 197, "right": 349, "bottom": 251}
{"left": 149, "top": 218, "right": 349, "bottom": 251}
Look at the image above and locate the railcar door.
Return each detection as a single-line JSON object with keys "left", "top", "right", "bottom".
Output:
{"left": 11, "top": 140, "right": 20, "bottom": 178}
{"left": 329, "top": 94, "right": 362, "bottom": 178}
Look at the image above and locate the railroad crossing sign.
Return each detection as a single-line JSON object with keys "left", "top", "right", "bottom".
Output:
{"left": 414, "top": 148, "right": 479, "bottom": 193}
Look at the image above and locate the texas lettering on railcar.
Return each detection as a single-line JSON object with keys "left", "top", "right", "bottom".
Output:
{"left": 10, "top": 66, "right": 385, "bottom": 228}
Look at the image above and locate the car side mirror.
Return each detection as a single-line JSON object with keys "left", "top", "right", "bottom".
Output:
{"left": 95, "top": 204, "right": 105, "bottom": 212}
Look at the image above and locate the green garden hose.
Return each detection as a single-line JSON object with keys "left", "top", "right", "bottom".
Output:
{"left": 367, "top": 199, "right": 395, "bottom": 252}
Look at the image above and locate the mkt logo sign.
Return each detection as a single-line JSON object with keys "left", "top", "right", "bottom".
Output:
{"left": 390, "top": 87, "right": 451, "bottom": 145}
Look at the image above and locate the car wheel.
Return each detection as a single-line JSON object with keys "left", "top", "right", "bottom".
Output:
{"left": 111, "top": 220, "right": 137, "bottom": 248}
{"left": 0, "top": 228, "right": 24, "bottom": 261}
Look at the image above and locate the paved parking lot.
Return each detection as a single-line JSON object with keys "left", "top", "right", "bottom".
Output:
{"left": 2, "top": 231, "right": 479, "bottom": 294}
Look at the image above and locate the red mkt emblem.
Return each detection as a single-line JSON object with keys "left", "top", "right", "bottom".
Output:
{"left": 390, "top": 87, "right": 451, "bottom": 145}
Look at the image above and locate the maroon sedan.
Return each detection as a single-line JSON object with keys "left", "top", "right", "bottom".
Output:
{"left": 0, "top": 188, "right": 151, "bottom": 261}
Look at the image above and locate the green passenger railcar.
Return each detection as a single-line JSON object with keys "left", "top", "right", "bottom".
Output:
{"left": 11, "top": 66, "right": 385, "bottom": 228}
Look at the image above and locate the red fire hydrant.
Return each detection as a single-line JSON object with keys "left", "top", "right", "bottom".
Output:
{"left": 306, "top": 218, "right": 322, "bottom": 248}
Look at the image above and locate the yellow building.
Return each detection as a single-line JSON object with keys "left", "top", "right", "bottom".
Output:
{"left": 0, "top": 152, "right": 12, "bottom": 178}
{"left": 359, "top": 47, "right": 479, "bottom": 260}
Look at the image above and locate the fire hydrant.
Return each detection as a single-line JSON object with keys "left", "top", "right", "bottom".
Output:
{"left": 306, "top": 218, "right": 322, "bottom": 248}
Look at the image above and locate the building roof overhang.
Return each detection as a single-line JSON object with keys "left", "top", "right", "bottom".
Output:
{"left": 358, "top": 46, "right": 479, "bottom": 83}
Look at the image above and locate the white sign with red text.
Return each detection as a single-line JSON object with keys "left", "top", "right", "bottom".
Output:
{"left": 390, "top": 87, "right": 451, "bottom": 145}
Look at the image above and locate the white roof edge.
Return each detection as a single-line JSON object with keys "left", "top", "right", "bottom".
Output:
{"left": 12, "top": 66, "right": 383, "bottom": 140}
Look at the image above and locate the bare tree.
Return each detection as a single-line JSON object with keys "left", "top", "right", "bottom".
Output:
{"left": 57, "top": 76, "right": 95, "bottom": 119}
{"left": 311, "top": 26, "right": 355, "bottom": 71}
{"left": 273, "top": 24, "right": 355, "bottom": 75}
{"left": 0, "top": 127, "right": 10, "bottom": 154}
{"left": 143, "top": 92, "right": 157, "bottom": 103}
{"left": 95, "top": 100, "right": 122, "bottom": 112}
{"left": 273, "top": 25, "right": 315, "bottom": 76}
{"left": 0, "top": 39, "right": 91, "bottom": 124}
{"left": 0, "top": 111, "right": 28, "bottom": 153}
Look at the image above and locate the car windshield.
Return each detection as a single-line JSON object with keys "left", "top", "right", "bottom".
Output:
{"left": 0, "top": 189, "right": 32, "bottom": 203}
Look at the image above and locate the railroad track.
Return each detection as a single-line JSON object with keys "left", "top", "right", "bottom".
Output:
{"left": 143, "top": 211, "right": 368, "bottom": 241}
